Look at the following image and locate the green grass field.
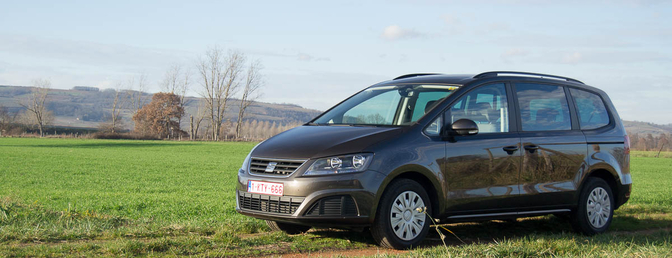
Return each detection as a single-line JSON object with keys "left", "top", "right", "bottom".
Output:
{"left": 1, "top": 138, "right": 671, "bottom": 257}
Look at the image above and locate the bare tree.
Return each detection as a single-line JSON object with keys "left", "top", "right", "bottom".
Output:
{"left": 235, "top": 60, "right": 264, "bottom": 139}
{"left": 0, "top": 105, "right": 16, "bottom": 136}
{"left": 160, "top": 65, "right": 190, "bottom": 102}
{"left": 18, "top": 79, "right": 51, "bottom": 137}
{"left": 127, "top": 73, "right": 148, "bottom": 115}
{"left": 0, "top": 106, "right": 8, "bottom": 133}
{"left": 190, "top": 100, "right": 208, "bottom": 140}
{"left": 160, "top": 65, "right": 181, "bottom": 94}
{"left": 109, "top": 83, "right": 125, "bottom": 133}
{"left": 197, "top": 47, "right": 245, "bottom": 141}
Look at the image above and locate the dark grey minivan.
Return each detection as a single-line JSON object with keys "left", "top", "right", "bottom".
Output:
{"left": 236, "top": 71, "right": 632, "bottom": 249}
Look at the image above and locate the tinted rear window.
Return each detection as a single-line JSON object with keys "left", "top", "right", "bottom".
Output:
{"left": 570, "top": 88, "right": 610, "bottom": 130}
{"left": 515, "top": 83, "right": 572, "bottom": 131}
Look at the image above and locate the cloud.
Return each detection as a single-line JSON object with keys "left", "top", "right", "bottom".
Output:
{"left": 0, "top": 34, "right": 197, "bottom": 92}
{"left": 562, "top": 52, "right": 583, "bottom": 64}
{"left": 492, "top": 33, "right": 638, "bottom": 48}
{"left": 534, "top": 51, "right": 672, "bottom": 65}
{"left": 501, "top": 48, "right": 529, "bottom": 62}
{"left": 441, "top": 15, "right": 461, "bottom": 25}
{"left": 297, "top": 53, "right": 331, "bottom": 62}
{"left": 242, "top": 48, "right": 330, "bottom": 62}
{"left": 0, "top": 33, "right": 192, "bottom": 68}
{"left": 483, "top": 22, "right": 509, "bottom": 33}
{"left": 381, "top": 25, "right": 425, "bottom": 41}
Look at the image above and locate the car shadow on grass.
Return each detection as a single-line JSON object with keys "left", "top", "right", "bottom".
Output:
{"left": 306, "top": 215, "right": 672, "bottom": 249}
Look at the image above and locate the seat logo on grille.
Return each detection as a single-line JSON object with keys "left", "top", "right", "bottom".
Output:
{"left": 265, "top": 162, "right": 277, "bottom": 172}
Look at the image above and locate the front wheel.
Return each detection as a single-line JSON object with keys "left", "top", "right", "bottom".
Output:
{"left": 371, "top": 179, "right": 431, "bottom": 249}
{"left": 571, "top": 177, "right": 614, "bottom": 235}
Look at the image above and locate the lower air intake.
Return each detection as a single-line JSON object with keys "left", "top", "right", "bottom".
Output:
{"left": 305, "top": 195, "right": 358, "bottom": 216}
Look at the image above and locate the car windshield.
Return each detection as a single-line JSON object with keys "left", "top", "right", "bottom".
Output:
{"left": 311, "top": 84, "right": 459, "bottom": 126}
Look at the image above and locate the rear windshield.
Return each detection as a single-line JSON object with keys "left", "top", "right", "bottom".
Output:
{"left": 311, "top": 84, "right": 459, "bottom": 126}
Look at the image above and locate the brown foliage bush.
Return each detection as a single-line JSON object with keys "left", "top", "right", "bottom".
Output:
{"left": 132, "top": 92, "right": 185, "bottom": 139}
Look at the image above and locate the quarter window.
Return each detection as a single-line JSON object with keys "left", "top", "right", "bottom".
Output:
{"left": 570, "top": 88, "right": 610, "bottom": 129}
{"left": 515, "top": 83, "right": 571, "bottom": 131}
{"left": 424, "top": 116, "right": 442, "bottom": 136}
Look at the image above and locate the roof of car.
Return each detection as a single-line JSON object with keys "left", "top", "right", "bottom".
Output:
{"left": 374, "top": 71, "right": 590, "bottom": 88}
{"left": 375, "top": 74, "right": 477, "bottom": 86}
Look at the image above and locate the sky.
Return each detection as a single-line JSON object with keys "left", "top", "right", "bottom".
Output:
{"left": 1, "top": 0, "right": 671, "bottom": 124}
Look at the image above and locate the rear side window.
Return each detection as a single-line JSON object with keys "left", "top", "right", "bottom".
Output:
{"left": 570, "top": 88, "right": 610, "bottom": 129}
{"left": 515, "top": 83, "right": 571, "bottom": 131}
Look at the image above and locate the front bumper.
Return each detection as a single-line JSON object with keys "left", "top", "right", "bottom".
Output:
{"left": 235, "top": 169, "right": 386, "bottom": 228}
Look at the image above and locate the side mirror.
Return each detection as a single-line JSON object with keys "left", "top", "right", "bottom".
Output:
{"left": 451, "top": 119, "right": 479, "bottom": 136}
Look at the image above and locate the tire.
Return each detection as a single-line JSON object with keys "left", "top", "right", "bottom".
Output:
{"left": 571, "top": 177, "right": 614, "bottom": 235}
{"left": 265, "top": 220, "right": 311, "bottom": 234}
{"left": 371, "top": 179, "right": 431, "bottom": 249}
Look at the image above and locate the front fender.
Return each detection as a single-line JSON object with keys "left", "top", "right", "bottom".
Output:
{"left": 370, "top": 163, "right": 445, "bottom": 220}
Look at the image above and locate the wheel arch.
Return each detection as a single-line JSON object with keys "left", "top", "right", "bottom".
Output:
{"left": 371, "top": 164, "right": 445, "bottom": 220}
{"left": 579, "top": 167, "right": 622, "bottom": 209}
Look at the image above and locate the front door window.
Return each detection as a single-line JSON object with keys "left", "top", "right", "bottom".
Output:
{"left": 449, "top": 83, "right": 509, "bottom": 133}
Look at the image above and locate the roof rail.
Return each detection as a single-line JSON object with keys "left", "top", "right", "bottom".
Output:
{"left": 394, "top": 73, "right": 442, "bottom": 80}
{"left": 473, "top": 71, "right": 584, "bottom": 84}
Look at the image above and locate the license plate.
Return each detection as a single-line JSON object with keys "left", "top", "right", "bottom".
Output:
{"left": 247, "top": 180, "right": 284, "bottom": 196}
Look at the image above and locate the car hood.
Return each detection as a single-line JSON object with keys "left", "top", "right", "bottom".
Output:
{"left": 251, "top": 125, "right": 403, "bottom": 160}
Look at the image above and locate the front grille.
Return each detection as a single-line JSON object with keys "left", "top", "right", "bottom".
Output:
{"left": 249, "top": 158, "right": 305, "bottom": 176}
{"left": 305, "top": 195, "right": 358, "bottom": 216}
{"left": 238, "top": 191, "right": 304, "bottom": 215}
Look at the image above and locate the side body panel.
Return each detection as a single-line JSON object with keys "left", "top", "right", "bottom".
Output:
{"left": 444, "top": 134, "right": 522, "bottom": 212}
{"left": 518, "top": 131, "right": 587, "bottom": 207}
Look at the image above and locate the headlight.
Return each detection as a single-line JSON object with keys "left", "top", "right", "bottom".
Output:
{"left": 240, "top": 152, "right": 252, "bottom": 174}
{"left": 240, "top": 142, "right": 263, "bottom": 174}
{"left": 303, "top": 153, "right": 373, "bottom": 176}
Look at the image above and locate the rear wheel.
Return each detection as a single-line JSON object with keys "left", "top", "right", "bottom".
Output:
{"left": 265, "top": 220, "right": 311, "bottom": 234}
{"left": 371, "top": 179, "right": 431, "bottom": 249}
{"left": 571, "top": 177, "right": 614, "bottom": 235}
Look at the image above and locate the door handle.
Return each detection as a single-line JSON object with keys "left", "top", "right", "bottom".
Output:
{"left": 503, "top": 146, "right": 519, "bottom": 155}
{"left": 524, "top": 144, "right": 539, "bottom": 153}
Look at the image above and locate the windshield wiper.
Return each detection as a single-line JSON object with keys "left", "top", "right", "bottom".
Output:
{"left": 346, "top": 124, "right": 401, "bottom": 127}
{"left": 305, "top": 122, "right": 335, "bottom": 126}
{"left": 307, "top": 122, "right": 397, "bottom": 127}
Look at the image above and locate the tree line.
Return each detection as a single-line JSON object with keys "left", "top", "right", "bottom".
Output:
{"left": 628, "top": 133, "right": 671, "bottom": 152}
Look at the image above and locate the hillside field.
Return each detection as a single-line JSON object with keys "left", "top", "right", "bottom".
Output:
{"left": 0, "top": 138, "right": 671, "bottom": 257}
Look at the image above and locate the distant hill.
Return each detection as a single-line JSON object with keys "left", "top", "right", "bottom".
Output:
{"left": 623, "top": 120, "right": 672, "bottom": 136}
{"left": 0, "top": 85, "right": 322, "bottom": 129}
